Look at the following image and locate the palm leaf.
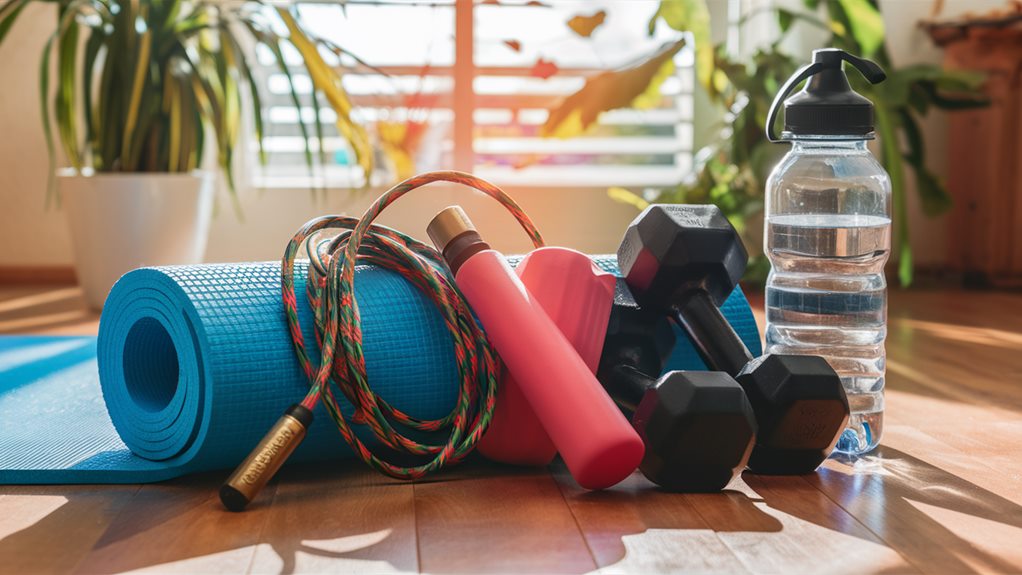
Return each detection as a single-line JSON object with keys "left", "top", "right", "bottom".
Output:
{"left": 120, "top": 2, "right": 152, "bottom": 169}
{"left": 221, "top": 24, "right": 266, "bottom": 166}
{"left": 4, "top": 0, "right": 377, "bottom": 212}
{"left": 0, "top": 0, "right": 28, "bottom": 46}
{"left": 82, "top": 28, "right": 106, "bottom": 169}
{"left": 244, "top": 22, "right": 317, "bottom": 174}
{"left": 277, "top": 7, "right": 373, "bottom": 180}
{"left": 39, "top": 3, "right": 90, "bottom": 205}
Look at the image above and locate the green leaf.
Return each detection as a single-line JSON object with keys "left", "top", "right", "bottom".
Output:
{"left": 542, "top": 39, "right": 684, "bottom": 138}
{"left": 0, "top": 0, "right": 27, "bottom": 46}
{"left": 244, "top": 23, "right": 316, "bottom": 174}
{"left": 900, "top": 110, "right": 952, "bottom": 216}
{"left": 878, "top": 65, "right": 942, "bottom": 108}
{"left": 880, "top": 66, "right": 989, "bottom": 110}
{"left": 875, "top": 103, "right": 912, "bottom": 286}
{"left": 82, "top": 29, "right": 105, "bottom": 169}
{"left": 56, "top": 11, "right": 81, "bottom": 170}
{"left": 777, "top": 8, "right": 795, "bottom": 33}
{"left": 39, "top": 5, "right": 88, "bottom": 205}
{"left": 310, "top": 88, "right": 328, "bottom": 167}
{"left": 39, "top": 30, "right": 57, "bottom": 206}
{"left": 220, "top": 26, "right": 266, "bottom": 166}
{"left": 121, "top": 2, "right": 152, "bottom": 170}
{"left": 164, "top": 65, "right": 182, "bottom": 171}
{"left": 918, "top": 81, "right": 990, "bottom": 110}
{"left": 836, "top": 0, "right": 884, "bottom": 56}
{"left": 649, "top": 0, "right": 713, "bottom": 92}
{"left": 932, "top": 68, "right": 986, "bottom": 91}
{"left": 898, "top": 239, "right": 913, "bottom": 289}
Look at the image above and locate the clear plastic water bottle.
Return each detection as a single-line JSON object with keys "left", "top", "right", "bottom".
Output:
{"left": 763, "top": 49, "right": 891, "bottom": 455}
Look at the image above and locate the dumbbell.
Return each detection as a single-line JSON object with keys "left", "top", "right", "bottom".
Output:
{"left": 617, "top": 204, "right": 850, "bottom": 474}
{"left": 597, "top": 279, "right": 756, "bottom": 492}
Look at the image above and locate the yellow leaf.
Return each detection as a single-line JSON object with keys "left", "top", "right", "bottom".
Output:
{"left": 278, "top": 9, "right": 373, "bottom": 180}
{"left": 607, "top": 187, "right": 650, "bottom": 210}
{"left": 542, "top": 109, "right": 584, "bottom": 139}
{"left": 542, "top": 40, "right": 684, "bottom": 138}
{"left": 377, "top": 121, "right": 416, "bottom": 180}
{"left": 631, "top": 60, "right": 675, "bottom": 109}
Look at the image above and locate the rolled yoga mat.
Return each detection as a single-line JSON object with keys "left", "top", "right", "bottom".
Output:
{"left": 0, "top": 256, "right": 761, "bottom": 484}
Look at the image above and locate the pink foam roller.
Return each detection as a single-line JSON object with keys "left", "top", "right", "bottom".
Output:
{"left": 454, "top": 250, "right": 643, "bottom": 489}
{"left": 477, "top": 247, "right": 618, "bottom": 466}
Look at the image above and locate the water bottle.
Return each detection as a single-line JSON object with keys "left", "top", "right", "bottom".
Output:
{"left": 763, "top": 49, "right": 891, "bottom": 455}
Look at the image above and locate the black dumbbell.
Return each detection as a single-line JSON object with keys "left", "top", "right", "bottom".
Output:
{"left": 617, "top": 204, "right": 850, "bottom": 474}
{"left": 597, "top": 279, "right": 756, "bottom": 492}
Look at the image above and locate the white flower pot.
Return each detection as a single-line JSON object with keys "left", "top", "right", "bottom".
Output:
{"left": 59, "top": 170, "right": 215, "bottom": 309}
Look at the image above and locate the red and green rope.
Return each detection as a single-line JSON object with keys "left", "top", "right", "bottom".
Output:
{"left": 281, "top": 171, "right": 544, "bottom": 479}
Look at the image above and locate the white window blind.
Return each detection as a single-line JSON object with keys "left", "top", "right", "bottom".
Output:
{"left": 252, "top": 0, "right": 695, "bottom": 189}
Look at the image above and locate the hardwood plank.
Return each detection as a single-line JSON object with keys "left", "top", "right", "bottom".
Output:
{"left": 414, "top": 460, "right": 596, "bottom": 574}
{"left": 715, "top": 475, "right": 914, "bottom": 574}
{"left": 887, "top": 334, "right": 1022, "bottom": 412}
{"left": 809, "top": 425, "right": 1022, "bottom": 574}
{"left": 0, "top": 266, "right": 77, "bottom": 285}
{"left": 886, "top": 390, "right": 1022, "bottom": 481}
{"left": 0, "top": 286, "right": 98, "bottom": 335}
{"left": 0, "top": 485, "right": 139, "bottom": 574}
{"left": 73, "top": 473, "right": 278, "bottom": 574}
{"left": 553, "top": 468, "right": 748, "bottom": 574}
{"left": 248, "top": 461, "right": 418, "bottom": 574}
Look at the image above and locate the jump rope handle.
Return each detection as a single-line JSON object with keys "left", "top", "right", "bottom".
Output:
{"left": 428, "top": 206, "right": 645, "bottom": 489}
{"left": 220, "top": 404, "right": 313, "bottom": 511}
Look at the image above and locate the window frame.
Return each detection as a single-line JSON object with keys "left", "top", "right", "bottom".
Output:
{"left": 247, "top": 0, "right": 721, "bottom": 193}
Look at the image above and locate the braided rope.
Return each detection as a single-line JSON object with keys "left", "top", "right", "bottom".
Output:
{"left": 281, "top": 171, "right": 544, "bottom": 479}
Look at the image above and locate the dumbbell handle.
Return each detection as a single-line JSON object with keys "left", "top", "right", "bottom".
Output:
{"left": 672, "top": 289, "right": 753, "bottom": 376}
{"left": 599, "top": 363, "right": 656, "bottom": 413}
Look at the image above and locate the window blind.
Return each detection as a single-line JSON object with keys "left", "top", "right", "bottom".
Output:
{"left": 251, "top": 0, "right": 695, "bottom": 189}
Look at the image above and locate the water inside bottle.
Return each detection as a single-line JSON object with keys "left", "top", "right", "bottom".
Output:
{"left": 765, "top": 214, "right": 891, "bottom": 455}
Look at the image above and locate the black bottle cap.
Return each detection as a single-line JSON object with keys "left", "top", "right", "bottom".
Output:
{"left": 766, "top": 49, "right": 886, "bottom": 142}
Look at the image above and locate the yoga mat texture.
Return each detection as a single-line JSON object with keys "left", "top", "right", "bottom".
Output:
{"left": 0, "top": 256, "right": 760, "bottom": 484}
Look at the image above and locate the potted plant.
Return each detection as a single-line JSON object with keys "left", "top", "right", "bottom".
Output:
{"left": 0, "top": 0, "right": 373, "bottom": 308}
{"left": 541, "top": 0, "right": 987, "bottom": 286}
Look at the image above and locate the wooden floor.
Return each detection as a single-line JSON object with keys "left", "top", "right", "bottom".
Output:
{"left": 1, "top": 285, "right": 1021, "bottom": 574}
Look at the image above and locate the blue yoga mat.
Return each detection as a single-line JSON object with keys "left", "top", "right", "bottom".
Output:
{"left": 0, "top": 257, "right": 760, "bottom": 484}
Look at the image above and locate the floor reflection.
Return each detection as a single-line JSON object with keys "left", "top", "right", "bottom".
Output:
{"left": 802, "top": 446, "right": 1022, "bottom": 573}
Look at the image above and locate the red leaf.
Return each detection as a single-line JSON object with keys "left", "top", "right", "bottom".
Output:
{"left": 530, "top": 57, "right": 559, "bottom": 80}
{"left": 567, "top": 10, "right": 607, "bottom": 38}
{"left": 504, "top": 39, "right": 522, "bottom": 52}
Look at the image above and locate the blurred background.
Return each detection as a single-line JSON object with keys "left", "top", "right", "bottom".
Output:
{"left": 0, "top": 0, "right": 1018, "bottom": 305}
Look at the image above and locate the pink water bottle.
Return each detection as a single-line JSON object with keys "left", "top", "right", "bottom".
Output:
{"left": 428, "top": 206, "right": 644, "bottom": 489}
{"left": 476, "top": 247, "right": 618, "bottom": 466}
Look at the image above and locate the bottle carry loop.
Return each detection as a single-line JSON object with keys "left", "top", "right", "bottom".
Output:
{"left": 766, "top": 48, "right": 887, "bottom": 142}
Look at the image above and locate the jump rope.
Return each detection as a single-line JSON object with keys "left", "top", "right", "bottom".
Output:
{"left": 267, "top": 171, "right": 544, "bottom": 484}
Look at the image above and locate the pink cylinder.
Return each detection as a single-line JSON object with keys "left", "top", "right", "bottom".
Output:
{"left": 477, "top": 247, "right": 618, "bottom": 466}
{"left": 456, "top": 249, "right": 644, "bottom": 489}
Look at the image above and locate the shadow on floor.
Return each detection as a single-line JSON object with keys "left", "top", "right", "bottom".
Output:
{"left": 1, "top": 447, "right": 1021, "bottom": 573}
{"left": 763, "top": 446, "right": 1022, "bottom": 573}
